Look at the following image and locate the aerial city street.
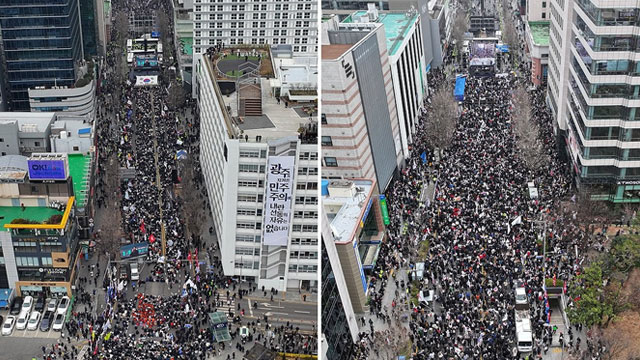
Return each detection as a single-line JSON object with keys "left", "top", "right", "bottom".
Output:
{"left": 0, "top": 0, "right": 318, "bottom": 359}
{"left": 321, "top": 0, "right": 640, "bottom": 359}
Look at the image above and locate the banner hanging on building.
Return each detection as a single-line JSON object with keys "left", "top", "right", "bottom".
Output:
{"left": 263, "top": 156, "right": 295, "bottom": 246}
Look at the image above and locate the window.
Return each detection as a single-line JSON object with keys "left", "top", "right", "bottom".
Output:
{"left": 41, "top": 257, "right": 53, "bottom": 266}
{"left": 16, "top": 256, "right": 39, "bottom": 267}
{"left": 238, "top": 194, "right": 258, "bottom": 202}
{"left": 237, "top": 222, "right": 255, "bottom": 229}
{"left": 238, "top": 180, "right": 258, "bottom": 187}
{"left": 236, "top": 235, "right": 254, "bottom": 242}
{"left": 34, "top": 141, "right": 40, "bottom": 147}
{"left": 239, "top": 150, "right": 260, "bottom": 158}
{"left": 237, "top": 208, "right": 256, "bottom": 216}
{"left": 542, "top": 12, "right": 546, "bottom": 18}
{"left": 321, "top": 136, "right": 333, "bottom": 146}
{"left": 239, "top": 164, "right": 260, "bottom": 173}
{"left": 542, "top": 1, "right": 546, "bottom": 7}
{"left": 324, "top": 157, "right": 338, "bottom": 167}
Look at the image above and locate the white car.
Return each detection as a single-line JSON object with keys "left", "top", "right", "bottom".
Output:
{"left": 46, "top": 298, "right": 58, "bottom": 313}
{"left": 26, "top": 311, "right": 41, "bottom": 331}
{"left": 515, "top": 286, "right": 527, "bottom": 305}
{"left": 56, "top": 296, "right": 70, "bottom": 315}
{"left": 15, "top": 311, "right": 29, "bottom": 330}
{"left": 2, "top": 317, "right": 15, "bottom": 336}
{"left": 21, "top": 296, "right": 34, "bottom": 314}
{"left": 52, "top": 313, "right": 64, "bottom": 331}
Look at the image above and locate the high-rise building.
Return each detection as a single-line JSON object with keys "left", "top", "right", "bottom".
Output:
{"left": 321, "top": 0, "right": 389, "bottom": 11}
{"left": 547, "top": 0, "right": 640, "bottom": 202}
{"left": 342, "top": 6, "right": 428, "bottom": 161}
{"left": 191, "top": 0, "right": 318, "bottom": 57}
{"left": 321, "top": 15, "right": 403, "bottom": 192}
{"left": 196, "top": 49, "right": 318, "bottom": 291}
{"left": 320, "top": 224, "right": 359, "bottom": 359}
{"left": 0, "top": 0, "right": 84, "bottom": 111}
{"left": 79, "top": 0, "right": 98, "bottom": 56}
{"left": 321, "top": 178, "right": 385, "bottom": 314}
{"left": 523, "top": 0, "right": 550, "bottom": 86}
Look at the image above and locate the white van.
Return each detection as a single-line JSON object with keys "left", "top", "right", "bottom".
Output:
{"left": 130, "top": 263, "right": 140, "bottom": 281}
{"left": 515, "top": 310, "right": 533, "bottom": 353}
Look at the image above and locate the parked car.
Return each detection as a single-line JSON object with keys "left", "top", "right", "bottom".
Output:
{"left": 9, "top": 297, "right": 23, "bottom": 315}
{"left": 46, "top": 298, "right": 58, "bottom": 313}
{"left": 15, "top": 312, "right": 29, "bottom": 330}
{"left": 2, "top": 316, "right": 15, "bottom": 336}
{"left": 40, "top": 311, "right": 53, "bottom": 332}
{"left": 119, "top": 264, "right": 129, "bottom": 281}
{"left": 34, "top": 297, "right": 46, "bottom": 313}
{"left": 21, "top": 296, "right": 33, "bottom": 314}
{"left": 52, "top": 313, "right": 64, "bottom": 331}
{"left": 27, "top": 311, "right": 41, "bottom": 331}
{"left": 130, "top": 263, "right": 139, "bottom": 281}
{"left": 56, "top": 296, "right": 70, "bottom": 315}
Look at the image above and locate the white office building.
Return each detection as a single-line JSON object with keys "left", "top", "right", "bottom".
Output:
{"left": 547, "top": 0, "right": 640, "bottom": 202}
{"left": 197, "top": 52, "right": 318, "bottom": 291}
{"left": 191, "top": 0, "right": 318, "bottom": 59}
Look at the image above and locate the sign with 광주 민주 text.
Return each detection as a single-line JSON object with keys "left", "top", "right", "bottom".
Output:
{"left": 263, "top": 156, "right": 295, "bottom": 246}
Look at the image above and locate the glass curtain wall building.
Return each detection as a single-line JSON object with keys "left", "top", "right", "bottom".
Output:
{"left": 0, "top": 0, "right": 84, "bottom": 110}
{"left": 547, "top": 0, "right": 640, "bottom": 202}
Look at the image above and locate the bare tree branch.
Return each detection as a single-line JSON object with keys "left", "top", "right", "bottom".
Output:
{"left": 510, "top": 85, "right": 548, "bottom": 169}
{"left": 424, "top": 84, "right": 458, "bottom": 150}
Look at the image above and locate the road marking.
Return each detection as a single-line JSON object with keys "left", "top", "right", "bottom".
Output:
{"left": 294, "top": 310, "right": 311, "bottom": 314}
{"left": 270, "top": 312, "right": 288, "bottom": 316}
{"left": 248, "top": 300, "right": 253, "bottom": 317}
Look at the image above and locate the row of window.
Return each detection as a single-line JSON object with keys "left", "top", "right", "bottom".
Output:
{"left": 293, "top": 210, "right": 318, "bottom": 219}
{"left": 292, "top": 224, "right": 318, "bottom": 233}
{"left": 295, "top": 196, "right": 318, "bottom": 205}
{"left": 288, "top": 264, "right": 318, "bottom": 273}
{"left": 15, "top": 256, "right": 54, "bottom": 267}
{"left": 237, "top": 208, "right": 263, "bottom": 216}
{"left": 235, "top": 247, "right": 260, "bottom": 256}
{"left": 291, "top": 238, "right": 318, "bottom": 246}
{"left": 290, "top": 251, "right": 318, "bottom": 259}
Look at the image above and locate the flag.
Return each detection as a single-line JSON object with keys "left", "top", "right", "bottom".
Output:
{"left": 140, "top": 220, "right": 146, "bottom": 234}
{"left": 563, "top": 281, "right": 567, "bottom": 294}
{"left": 553, "top": 274, "right": 557, "bottom": 287}
{"left": 149, "top": 234, "right": 156, "bottom": 243}
{"left": 511, "top": 215, "right": 522, "bottom": 226}
{"left": 420, "top": 151, "right": 427, "bottom": 164}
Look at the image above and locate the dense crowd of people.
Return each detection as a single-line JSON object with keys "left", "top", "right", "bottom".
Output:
{"left": 355, "top": 44, "right": 612, "bottom": 358}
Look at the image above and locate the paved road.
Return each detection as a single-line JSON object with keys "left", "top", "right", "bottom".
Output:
{"left": 244, "top": 297, "right": 316, "bottom": 330}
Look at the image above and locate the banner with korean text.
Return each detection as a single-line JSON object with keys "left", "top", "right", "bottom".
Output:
{"left": 263, "top": 156, "right": 295, "bottom": 246}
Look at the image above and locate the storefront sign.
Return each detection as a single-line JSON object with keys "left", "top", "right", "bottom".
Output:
{"left": 121, "top": 242, "right": 149, "bottom": 258}
{"left": 263, "top": 156, "right": 295, "bottom": 246}
{"left": 379, "top": 195, "right": 390, "bottom": 225}
{"left": 27, "top": 159, "right": 67, "bottom": 180}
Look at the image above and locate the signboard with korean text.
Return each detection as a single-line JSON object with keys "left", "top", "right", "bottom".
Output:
{"left": 379, "top": 195, "right": 390, "bottom": 225}
{"left": 263, "top": 156, "right": 295, "bottom": 246}
{"left": 28, "top": 159, "right": 67, "bottom": 180}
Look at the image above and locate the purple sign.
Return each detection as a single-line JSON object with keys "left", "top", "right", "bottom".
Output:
{"left": 27, "top": 160, "right": 67, "bottom": 180}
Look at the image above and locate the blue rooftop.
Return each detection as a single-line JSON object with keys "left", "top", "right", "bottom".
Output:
{"left": 78, "top": 128, "right": 91, "bottom": 135}
{"left": 343, "top": 11, "right": 419, "bottom": 56}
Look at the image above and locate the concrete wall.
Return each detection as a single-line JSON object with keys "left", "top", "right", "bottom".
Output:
{"left": 0, "top": 121, "right": 20, "bottom": 155}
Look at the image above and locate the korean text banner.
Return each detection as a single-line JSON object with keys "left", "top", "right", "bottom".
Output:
{"left": 28, "top": 159, "right": 67, "bottom": 180}
{"left": 263, "top": 156, "right": 295, "bottom": 246}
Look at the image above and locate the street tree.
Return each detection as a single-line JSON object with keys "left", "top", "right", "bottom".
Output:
{"left": 451, "top": 11, "right": 469, "bottom": 62}
{"left": 155, "top": 10, "right": 172, "bottom": 55}
{"left": 114, "top": 11, "right": 129, "bottom": 48}
{"left": 424, "top": 84, "right": 458, "bottom": 151}
{"left": 179, "top": 157, "right": 206, "bottom": 249}
{"left": 167, "top": 80, "right": 186, "bottom": 110}
{"left": 95, "top": 155, "right": 122, "bottom": 260}
{"left": 601, "top": 311, "right": 640, "bottom": 360}
{"left": 510, "top": 85, "right": 548, "bottom": 169}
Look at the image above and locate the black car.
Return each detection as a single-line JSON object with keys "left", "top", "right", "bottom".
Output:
{"left": 34, "top": 297, "right": 46, "bottom": 313}
{"left": 39, "top": 311, "right": 53, "bottom": 332}
{"left": 9, "top": 297, "right": 23, "bottom": 315}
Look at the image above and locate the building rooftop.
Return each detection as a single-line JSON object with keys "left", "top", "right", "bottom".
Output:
{"left": 321, "top": 44, "right": 353, "bottom": 60}
{"left": 323, "top": 179, "right": 373, "bottom": 243}
{"left": 529, "top": 21, "right": 550, "bottom": 46}
{"left": 180, "top": 36, "right": 193, "bottom": 55}
{"left": 343, "top": 11, "right": 419, "bottom": 56}
{"left": 0, "top": 112, "right": 56, "bottom": 133}
{"left": 0, "top": 155, "right": 28, "bottom": 182}
{"left": 0, "top": 206, "right": 64, "bottom": 229}
{"left": 68, "top": 154, "right": 90, "bottom": 209}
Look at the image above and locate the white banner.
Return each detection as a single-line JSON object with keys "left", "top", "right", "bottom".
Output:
{"left": 263, "top": 156, "right": 295, "bottom": 246}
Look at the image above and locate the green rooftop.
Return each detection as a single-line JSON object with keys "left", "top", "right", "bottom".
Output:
{"left": 68, "top": 154, "right": 90, "bottom": 209}
{"left": 529, "top": 21, "right": 550, "bottom": 46}
{"left": 343, "top": 11, "right": 419, "bottom": 56}
{"left": 0, "top": 206, "right": 64, "bottom": 229}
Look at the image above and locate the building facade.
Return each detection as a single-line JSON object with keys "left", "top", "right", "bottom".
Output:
{"left": 0, "top": 0, "right": 84, "bottom": 111}
{"left": 320, "top": 223, "right": 359, "bottom": 360}
{"left": 321, "top": 179, "right": 385, "bottom": 314}
{"left": 191, "top": 0, "right": 318, "bottom": 57}
{"left": 547, "top": 0, "right": 640, "bottom": 202}
{"left": 321, "top": 17, "right": 403, "bottom": 192}
{"left": 197, "top": 54, "right": 318, "bottom": 291}
{"left": 28, "top": 81, "right": 96, "bottom": 119}
{"left": 523, "top": 0, "right": 550, "bottom": 86}
{"left": 343, "top": 7, "right": 428, "bottom": 161}
{"left": 0, "top": 112, "right": 56, "bottom": 156}
{"left": 0, "top": 154, "right": 79, "bottom": 297}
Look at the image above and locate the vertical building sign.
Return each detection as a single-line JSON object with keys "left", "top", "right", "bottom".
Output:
{"left": 379, "top": 195, "right": 390, "bottom": 225}
{"left": 263, "top": 156, "right": 295, "bottom": 246}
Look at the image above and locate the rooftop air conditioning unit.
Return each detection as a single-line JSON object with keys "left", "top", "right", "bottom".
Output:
{"left": 328, "top": 180, "right": 356, "bottom": 198}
